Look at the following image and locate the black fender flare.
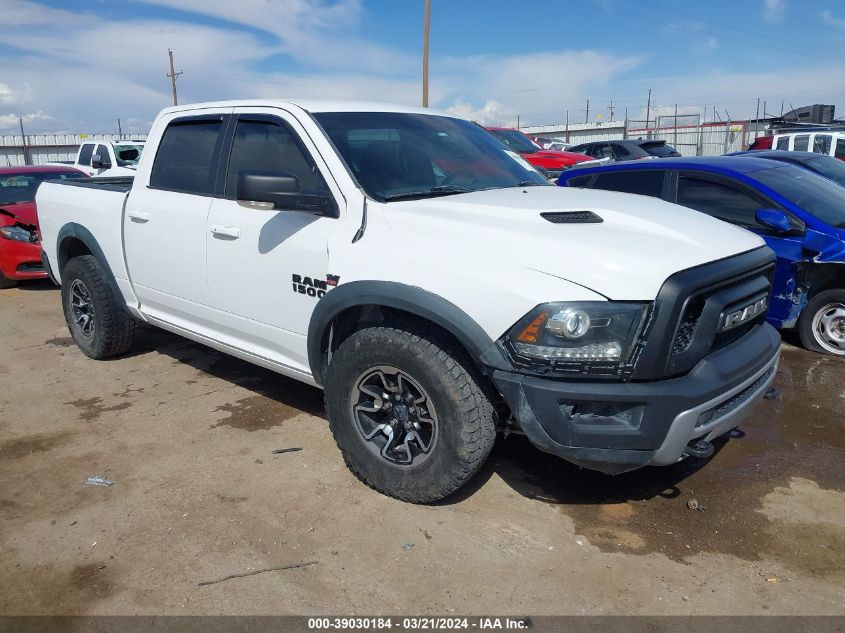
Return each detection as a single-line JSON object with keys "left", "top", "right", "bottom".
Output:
{"left": 307, "top": 280, "right": 513, "bottom": 386}
{"left": 56, "top": 223, "right": 126, "bottom": 308}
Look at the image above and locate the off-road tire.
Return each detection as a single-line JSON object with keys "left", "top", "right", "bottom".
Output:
{"left": 61, "top": 255, "right": 135, "bottom": 359}
{"left": 798, "top": 289, "right": 845, "bottom": 356}
{"left": 324, "top": 324, "right": 497, "bottom": 503}
{"left": 0, "top": 272, "right": 17, "bottom": 289}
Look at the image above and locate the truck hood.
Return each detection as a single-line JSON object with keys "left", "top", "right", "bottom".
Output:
{"left": 383, "top": 186, "right": 765, "bottom": 300}
{"left": 522, "top": 149, "right": 591, "bottom": 168}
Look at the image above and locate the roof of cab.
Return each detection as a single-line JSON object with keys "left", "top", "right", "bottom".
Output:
{"left": 159, "top": 99, "right": 448, "bottom": 117}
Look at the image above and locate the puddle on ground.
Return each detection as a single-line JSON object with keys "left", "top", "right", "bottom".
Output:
{"left": 0, "top": 430, "right": 73, "bottom": 460}
{"left": 489, "top": 346, "right": 845, "bottom": 574}
{"left": 65, "top": 397, "right": 131, "bottom": 422}
{"left": 0, "top": 557, "right": 117, "bottom": 614}
{"left": 44, "top": 336, "right": 73, "bottom": 347}
{"left": 210, "top": 395, "right": 311, "bottom": 431}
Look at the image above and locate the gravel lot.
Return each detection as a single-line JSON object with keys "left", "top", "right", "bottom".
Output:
{"left": 1, "top": 280, "right": 844, "bottom": 615}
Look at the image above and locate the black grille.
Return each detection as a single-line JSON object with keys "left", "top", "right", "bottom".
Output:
{"left": 670, "top": 269, "right": 773, "bottom": 360}
{"left": 540, "top": 211, "right": 603, "bottom": 224}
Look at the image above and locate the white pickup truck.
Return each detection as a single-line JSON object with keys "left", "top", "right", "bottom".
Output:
{"left": 72, "top": 140, "right": 146, "bottom": 177}
{"left": 37, "top": 100, "right": 781, "bottom": 502}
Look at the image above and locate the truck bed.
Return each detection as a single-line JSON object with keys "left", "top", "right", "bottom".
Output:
{"left": 49, "top": 176, "right": 134, "bottom": 193}
{"left": 37, "top": 177, "right": 133, "bottom": 288}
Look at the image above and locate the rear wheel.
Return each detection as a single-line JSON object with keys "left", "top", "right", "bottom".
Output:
{"left": 798, "top": 289, "right": 845, "bottom": 356}
{"left": 324, "top": 324, "right": 497, "bottom": 503}
{"left": 61, "top": 255, "right": 135, "bottom": 359}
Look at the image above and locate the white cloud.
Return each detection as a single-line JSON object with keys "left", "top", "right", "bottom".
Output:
{"left": 821, "top": 9, "right": 845, "bottom": 30}
{"left": 764, "top": 0, "right": 786, "bottom": 22}
{"left": 0, "top": 110, "right": 52, "bottom": 129}
{"left": 445, "top": 100, "right": 513, "bottom": 126}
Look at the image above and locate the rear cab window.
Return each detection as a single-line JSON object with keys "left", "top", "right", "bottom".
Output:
{"left": 813, "top": 134, "right": 832, "bottom": 155}
{"left": 149, "top": 116, "right": 225, "bottom": 195}
{"left": 793, "top": 135, "right": 810, "bottom": 152}
{"left": 835, "top": 139, "right": 845, "bottom": 160}
{"left": 775, "top": 136, "right": 788, "bottom": 150}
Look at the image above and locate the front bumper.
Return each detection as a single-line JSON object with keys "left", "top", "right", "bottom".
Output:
{"left": 493, "top": 323, "right": 781, "bottom": 474}
{"left": 0, "top": 239, "right": 47, "bottom": 281}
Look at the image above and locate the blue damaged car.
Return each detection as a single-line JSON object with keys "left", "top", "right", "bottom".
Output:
{"left": 558, "top": 156, "right": 845, "bottom": 356}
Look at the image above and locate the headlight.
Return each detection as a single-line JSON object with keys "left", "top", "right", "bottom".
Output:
{"left": 502, "top": 302, "right": 649, "bottom": 375}
{"left": 0, "top": 225, "right": 34, "bottom": 243}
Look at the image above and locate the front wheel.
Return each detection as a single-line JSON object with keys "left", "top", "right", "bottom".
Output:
{"left": 324, "top": 324, "right": 497, "bottom": 503}
{"left": 61, "top": 255, "right": 135, "bottom": 359}
{"left": 798, "top": 289, "right": 845, "bottom": 356}
{"left": 0, "top": 272, "right": 17, "bottom": 289}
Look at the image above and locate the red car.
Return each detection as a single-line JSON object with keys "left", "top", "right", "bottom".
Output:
{"left": 485, "top": 127, "right": 593, "bottom": 179}
{"left": 0, "top": 165, "right": 88, "bottom": 288}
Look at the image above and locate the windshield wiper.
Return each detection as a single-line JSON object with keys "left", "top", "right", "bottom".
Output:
{"left": 515, "top": 181, "right": 543, "bottom": 187}
{"left": 382, "top": 185, "right": 471, "bottom": 201}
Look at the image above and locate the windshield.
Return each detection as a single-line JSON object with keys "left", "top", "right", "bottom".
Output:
{"left": 801, "top": 155, "right": 845, "bottom": 188}
{"left": 114, "top": 143, "right": 145, "bottom": 167}
{"left": 486, "top": 128, "right": 540, "bottom": 154}
{"left": 0, "top": 171, "right": 87, "bottom": 204}
{"left": 753, "top": 164, "right": 845, "bottom": 228}
{"left": 314, "top": 112, "right": 548, "bottom": 201}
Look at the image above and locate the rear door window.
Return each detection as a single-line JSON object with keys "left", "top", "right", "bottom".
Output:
{"left": 590, "top": 170, "right": 665, "bottom": 197}
{"left": 592, "top": 143, "right": 615, "bottom": 159}
{"left": 150, "top": 117, "right": 225, "bottom": 195}
{"left": 676, "top": 173, "right": 765, "bottom": 227}
{"left": 78, "top": 144, "right": 94, "bottom": 166}
{"left": 836, "top": 139, "right": 845, "bottom": 160}
{"left": 793, "top": 135, "right": 810, "bottom": 152}
{"left": 564, "top": 174, "right": 595, "bottom": 188}
{"left": 775, "top": 136, "right": 788, "bottom": 150}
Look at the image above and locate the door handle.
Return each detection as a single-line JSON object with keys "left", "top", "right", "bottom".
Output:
{"left": 210, "top": 224, "right": 241, "bottom": 239}
{"left": 127, "top": 211, "right": 151, "bottom": 223}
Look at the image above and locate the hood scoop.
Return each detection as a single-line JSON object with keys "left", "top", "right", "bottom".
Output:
{"left": 540, "top": 210, "right": 603, "bottom": 224}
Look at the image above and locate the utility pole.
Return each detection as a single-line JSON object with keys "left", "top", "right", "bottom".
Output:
{"left": 516, "top": 114, "right": 519, "bottom": 129}
{"left": 608, "top": 100, "right": 615, "bottom": 120}
{"left": 422, "top": 0, "right": 431, "bottom": 107}
{"left": 585, "top": 98, "right": 590, "bottom": 123}
{"left": 167, "top": 49, "right": 183, "bottom": 106}
{"left": 565, "top": 110, "right": 570, "bottom": 142}
{"left": 623, "top": 107, "right": 628, "bottom": 139}
{"left": 19, "top": 117, "right": 29, "bottom": 166}
{"left": 755, "top": 98, "right": 760, "bottom": 123}
{"left": 117, "top": 117, "right": 123, "bottom": 137}
{"left": 644, "top": 88, "right": 652, "bottom": 134}
{"left": 674, "top": 103, "right": 678, "bottom": 148}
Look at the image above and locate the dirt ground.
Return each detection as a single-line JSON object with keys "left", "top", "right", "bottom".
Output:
{"left": 1, "top": 280, "right": 844, "bottom": 616}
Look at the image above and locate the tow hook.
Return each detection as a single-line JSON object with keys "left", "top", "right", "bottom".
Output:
{"left": 683, "top": 439, "right": 715, "bottom": 460}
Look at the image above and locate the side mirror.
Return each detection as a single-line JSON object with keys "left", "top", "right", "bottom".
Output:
{"left": 756, "top": 208, "right": 792, "bottom": 233}
{"left": 236, "top": 170, "right": 335, "bottom": 215}
{"left": 91, "top": 154, "right": 112, "bottom": 170}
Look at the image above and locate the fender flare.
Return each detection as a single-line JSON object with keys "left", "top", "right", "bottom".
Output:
{"left": 306, "top": 280, "right": 513, "bottom": 386}
{"left": 56, "top": 223, "right": 126, "bottom": 308}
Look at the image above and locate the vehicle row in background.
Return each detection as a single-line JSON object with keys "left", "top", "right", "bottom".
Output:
{"left": 558, "top": 156, "right": 845, "bottom": 355}
{"left": 485, "top": 127, "right": 597, "bottom": 179}
{"left": 568, "top": 139, "right": 682, "bottom": 161}
{"left": 0, "top": 166, "right": 88, "bottom": 288}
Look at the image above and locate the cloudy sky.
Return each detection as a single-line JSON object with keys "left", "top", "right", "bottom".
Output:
{"left": 1, "top": 0, "right": 844, "bottom": 134}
